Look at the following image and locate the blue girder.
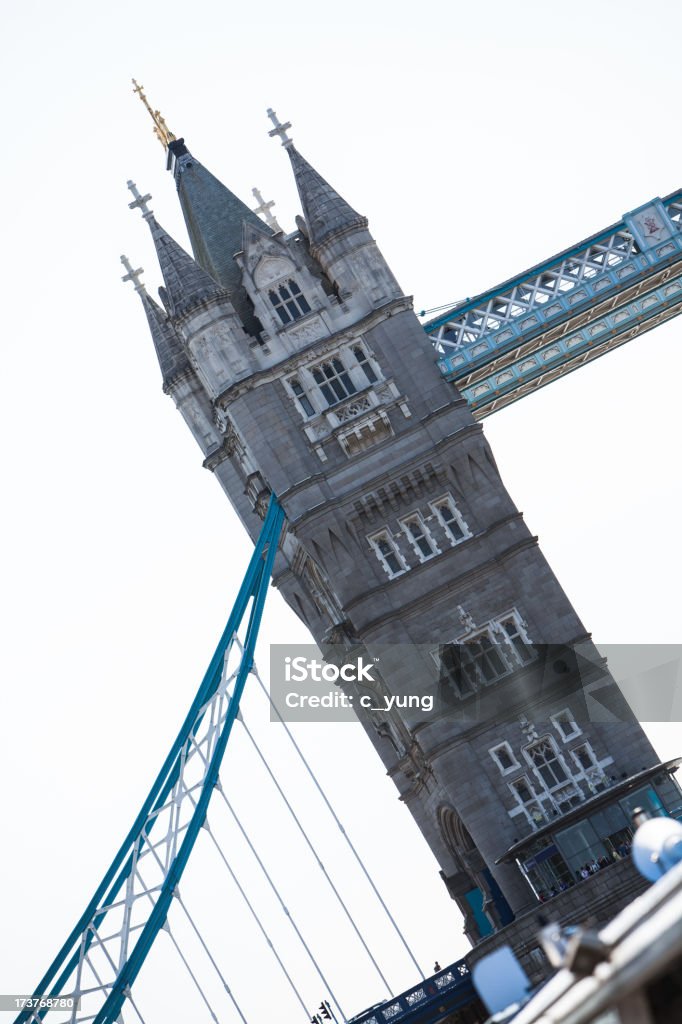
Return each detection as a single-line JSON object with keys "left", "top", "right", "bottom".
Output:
{"left": 424, "top": 191, "right": 682, "bottom": 416}
{"left": 16, "top": 495, "right": 285, "bottom": 1024}
{"left": 348, "top": 959, "right": 477, "bottom": 1024}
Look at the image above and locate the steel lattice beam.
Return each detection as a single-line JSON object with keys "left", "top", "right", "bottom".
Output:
{"left": 423, "top": 192, "right": 682, "bottom": 417}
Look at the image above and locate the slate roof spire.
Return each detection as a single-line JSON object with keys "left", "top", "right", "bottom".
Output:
{"left": 166, "top": 139, "right": 268, "bottom": 334}
{"left": 127, "top": 181, "right": 226, "bottom": 318}
{"left": 131, "top": 82, "right": 267, "bottom": 334}
{"left": 267, "top": 108, "right": 367, "bottom": 249}
{"left": 120, "top": 255, "right": 191, "bottom": 389}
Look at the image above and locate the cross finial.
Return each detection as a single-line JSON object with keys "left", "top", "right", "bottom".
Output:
{"left": 132, "top": 78, "right": 177, "bottom": 149}
{"left": 266, "top": 108, "right": 293, "bottom": 148}
{"left": 120, "top": 254, "right": 146, "bottom": 294}
{"left": 251, "top": 187, "right": 282, "bottom": 233}
{"left": 127, "top": 180, "right": 154, "bottom": 220}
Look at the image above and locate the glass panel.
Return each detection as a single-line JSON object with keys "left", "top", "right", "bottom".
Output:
{"left": 619, "top": 785, "right": 667, "bottom": 820}
{"left": 555, "top": 820, "right": 608, "bottom": 877}
{"left": 653, "top": 774, "right": 682, "bottom": 820}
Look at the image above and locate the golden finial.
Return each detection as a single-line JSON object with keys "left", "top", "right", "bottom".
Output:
{"left": 132, "top": 78, "right": 177, "bottom": 150}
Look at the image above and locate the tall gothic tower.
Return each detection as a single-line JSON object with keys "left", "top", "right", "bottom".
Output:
{"left": 123, "top": 102, "right": 681, "bottom": 981}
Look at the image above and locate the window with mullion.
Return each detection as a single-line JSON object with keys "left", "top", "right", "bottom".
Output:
{"left": 269, "top": 278, "right": 311, "bottom": 325}
{"left": 432, "top": 496, "right": 469, "bottom": 545}
{"left": 527, "top": 739, "right": 569, "bottom": 790}
{"left": 312, "top": 357, "right": 357, "bottom": 406}
{"left": 401, "top": 515, "right": 438, "bottom": 561}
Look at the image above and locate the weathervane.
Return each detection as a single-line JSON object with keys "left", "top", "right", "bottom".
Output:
{"left": 266, "top": 108, "right": 293, "bottom": 148}
{"left": 132, "top": 78, "right": 176, "bottom": 149}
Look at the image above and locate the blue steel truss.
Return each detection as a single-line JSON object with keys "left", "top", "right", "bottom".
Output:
{"left": 424, "top": 192, "right": 682, "bottom": 417}
{"left": 348, "top": 959, "right": 475, "bottom": 1024}
{"left": 16, "top": 495, "right": 285, "bottom": 1024}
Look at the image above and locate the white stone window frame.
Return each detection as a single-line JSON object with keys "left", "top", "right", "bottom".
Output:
{"left": 551, "top": 708, "right": 581, "bottom": 743}
{"left": 429, "top": 494, "right": 471, "bottom": 547}
{"left": 490, "top": 741, "right": 520, "bottom": 776}
{"left": 368, "top": 529, "right": 408, "bottom": 580}
{"left": 568, "top": 742, "right": 613, "bottom": 795}
{"left": 399, "top": 511, "right": 440, "bottom": 563}
{"left": 431, "top": 607, "right": 534, "bottom": 698}
{"left": 507, "top": 774, "right": 550, "bottom": 829}
{"left": 267, "top": 277, "right": 313, "bottom": 326}
{"left": 284, "top": 341, "right": 384, "bottom": 422}
{"left": 523, "top": 735, "right": 578, "bottom": 800}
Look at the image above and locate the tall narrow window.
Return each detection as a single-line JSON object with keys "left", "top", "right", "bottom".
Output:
{"left": 312, "top": 358, "right": 357, "bottom": 406}
{"left": 369, "top": 531, "right": 406, "bottom": 578}
{"left": 401, "top": 515, "right": 438, "bottom": 561}
{"left": 490, "top": 742, "right": 519, "bottom": 774}
{"left": 352, "top": 344, "right": 378, "bottom": 384}
{"left": 552, "top": 709, "right": 580, "bottom": 742}
{"left": 432, "top": 496, "right": 470, "bottom": 545}
{"left": 497, "top": 616, "right": 534, "bottom": 665}
{"left": 268, "top": 279, "right": 311, "bottom": 324}
{"left": 289, "top": 378, "right": 315, "bottom": 418}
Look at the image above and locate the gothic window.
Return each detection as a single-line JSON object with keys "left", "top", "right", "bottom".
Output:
{"left": 400, "top": 514, "right": 439, "bottom": 561}
{"left": 268, "top": 279, "right": 312, "bottom": 325}
{"left": 431, "top": 495, "right": 471, "bottom": 545}
{"left": 436, "top": 610, "right": 535, "bottom": 697}
{"left": 351, "top": 344, "right": 379, "bottom": 384}
{"left": 552, "top": 709, "right": 581, "bottom": 742}
{"left": 459, "top": 635, "right": 508, "bottom": 689}
{"left": 525, "top": 738, "right": 577, "bottom": 798}
{"left": 490, "top": 742, "right": 519, "bottom": 775}
{"left": 289, "top": 377, "right": 315, "bottom": 418}
{"left": 312, "top": 357, "right": 358, "bottom": 406}
{"left": 369, "top": 530, "right": 407, "bottom": 579}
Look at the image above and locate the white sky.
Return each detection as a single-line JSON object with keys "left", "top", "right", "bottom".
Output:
{"left": 1, "top": 1, "right": 681, "bottom": 1022}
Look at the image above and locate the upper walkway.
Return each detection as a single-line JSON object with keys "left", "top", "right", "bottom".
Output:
{"left": 422, "top": 191, "right": 682, "bottom": 417}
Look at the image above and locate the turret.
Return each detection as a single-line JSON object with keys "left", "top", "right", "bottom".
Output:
{"left": 267, "top": 109, "right": 403, "bottom": 315}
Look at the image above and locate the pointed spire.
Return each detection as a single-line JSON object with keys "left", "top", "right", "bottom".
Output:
{"left": 121, "top": 253, "right": 191, "bottom": 388}
{"left": 267, "top": 109, "right": 367, "bottom": 248}
{"left": 164, "top": 142, "right": 268, "bottom": 335}
{"left": 126, "top": 181, "right": 226, "bottom": 317}
{"left": 140, "top": 290, "right": 192, "bottom": 389}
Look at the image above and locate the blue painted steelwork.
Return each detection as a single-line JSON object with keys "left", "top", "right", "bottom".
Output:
{"left": 347, "top": 959, "right": 477, "bottom": 1024}
{"left": 423, "top": 192, "right": 682, "bottom": 416}
{"left": 15, "top": 495, "right": 285, "bottom": 1024}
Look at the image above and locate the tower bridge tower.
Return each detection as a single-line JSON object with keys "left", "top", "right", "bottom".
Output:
{"left": 125, "top": 103, "right": 681, "bottom": 979}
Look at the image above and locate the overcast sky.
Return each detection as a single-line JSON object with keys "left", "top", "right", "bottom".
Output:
{"left": 1, "top": 1, "right": 681, "bottom": 1022}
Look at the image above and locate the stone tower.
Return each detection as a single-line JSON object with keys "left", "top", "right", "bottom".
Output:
{"left": 124, "top": 109, "right": 681, "bottom": 975}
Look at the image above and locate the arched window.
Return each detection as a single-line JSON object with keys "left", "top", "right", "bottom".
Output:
{"left": 289, "top": 378, "right": 315, "bottom": 418}
{"left": 311, "top": 358, "right": 357, "bottom": 405}
{"left": 268, "top": 279, "right": 311, "bottom": 324}
{"left": 352, "top": 344, "right": 378, "bottom": 383}
{"left": 527, "top": 739, "right": 568, "bottom": 789}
